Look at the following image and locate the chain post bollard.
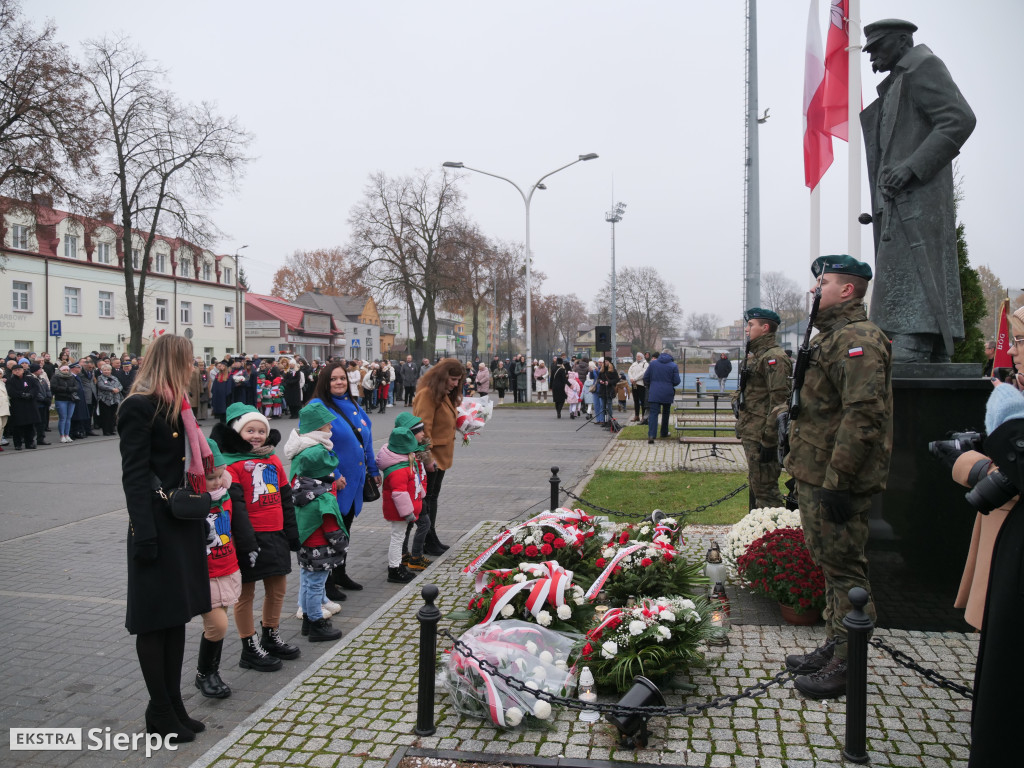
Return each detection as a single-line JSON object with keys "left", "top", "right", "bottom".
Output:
{"left": 843, "top": 587, "right": 873, "bottom": 764}
{"left": 414, "top": 584, "right": 441, "bottom": 736}
{"left": 549, "top": 466, "right": 560, "bottom": 511}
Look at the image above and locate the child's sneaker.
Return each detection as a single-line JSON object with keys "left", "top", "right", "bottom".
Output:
{"left": 322, "top": 600, "right": 342, "bottom": 616}
{"left": 404, "top": 555, "right": 431, "bottom": 571}
{"left": 295, "top": 607, "right": 305, "bottom": 620}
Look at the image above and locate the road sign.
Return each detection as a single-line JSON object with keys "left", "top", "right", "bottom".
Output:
{"left": 49, "top": 320, "right": 61, "bottom": 337}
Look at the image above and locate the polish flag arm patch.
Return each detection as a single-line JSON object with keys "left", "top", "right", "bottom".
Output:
{"left": 767, "top": 358, "right": 777, "bottom": 365}
{"left": 848, "top": 347, "right": 864, "bottom": 357}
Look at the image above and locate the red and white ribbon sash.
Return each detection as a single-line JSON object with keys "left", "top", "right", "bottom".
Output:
{"left": 477, "top": 562, "right": 574, "bottom": 625}
{"left": 462, "top": 509, "right": 592, "bottom": 574}
{"left": 584, "top": 543, "right": 647, "bottom": 599}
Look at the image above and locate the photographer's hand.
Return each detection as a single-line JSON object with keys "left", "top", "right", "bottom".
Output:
{"left": 818, "top": 488, "right": 853, "bottom": 525}
{"left": 929, "top": 440, "right": 963, "bottom": 471}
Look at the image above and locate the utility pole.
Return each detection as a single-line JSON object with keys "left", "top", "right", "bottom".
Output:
{"left": 605, "top": 202, "right": 626, "bottom": 361}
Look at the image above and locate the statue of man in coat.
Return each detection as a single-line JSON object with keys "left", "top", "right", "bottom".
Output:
{"left": 860, "top": 19, "right": 976, "bottom": 363}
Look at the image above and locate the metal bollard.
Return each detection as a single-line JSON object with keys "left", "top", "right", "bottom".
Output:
{"left": 549, "top": 466, "right": 560, "bottom": 511}
{"left": 842, "top": 586, "right": 873, "bottom": 764}
{"left": 414, "top": 584, "right": 441, "bottom": 736}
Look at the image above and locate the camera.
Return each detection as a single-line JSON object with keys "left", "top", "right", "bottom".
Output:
{"left": 965, "top": 470, "right": 1019, "bottom": 515}
{"left": 927, "top": 430, "right": 983, "bottom": 455}
{"left": 929, "top": 430, "right": 1019, "bottom": 514}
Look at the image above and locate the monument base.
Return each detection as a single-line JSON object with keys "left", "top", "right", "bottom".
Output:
{"left": 869, "top": 371, "right": 991, "bottom": 632}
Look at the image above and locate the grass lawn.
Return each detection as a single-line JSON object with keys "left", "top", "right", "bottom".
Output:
{"left": 574, "top": 469, "right": 792, "bottom": 526}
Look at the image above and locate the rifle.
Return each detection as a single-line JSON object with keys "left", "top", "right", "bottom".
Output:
{"left": 777, "top": 275, "right": 823, "bottom": 463}
{"left": 734, "top": 340, "right": 751, "bottom": 416}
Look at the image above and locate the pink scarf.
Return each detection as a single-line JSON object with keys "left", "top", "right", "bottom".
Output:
{"left": 182, "top": 396, "right": 212, "bottom": 493}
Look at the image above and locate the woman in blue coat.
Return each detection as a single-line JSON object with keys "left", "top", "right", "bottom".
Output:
{"left": 210, "top": 361, "right": 233, "bottom": 423}
{"left": 306, "top": 361, "right": 380, "bottom": 596}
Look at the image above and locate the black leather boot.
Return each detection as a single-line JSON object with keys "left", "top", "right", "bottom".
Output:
{"left": 785, "top": 642, "right": 834, "bottom": 672}
{"left": 261, "top": 623, "right": 300, "bottom": 660}
{"left": 334, "top": 566, "right": 363, "bottom": 591}
{"left": 388, "top": 566, "right": 415, "bottom": 584}
{"left": 794, "top": 656, "right": 847, "bottom": 699}
{"left": 238, "top": 633, "right": 282, "bottom": 671}
{"left": 195, "top": 637, "right": 231, "bottom": 699}
{"left": 324, "top": 571, "right": 348, "bottom": 601}
{"left": 171, "top": 698, "right": 205, "bottom": 734}
{"left": 308, "top": 617, "right": 342, "bottom": 642}
{"left": 145, "top": 702, "right": 194, "bottom": 744}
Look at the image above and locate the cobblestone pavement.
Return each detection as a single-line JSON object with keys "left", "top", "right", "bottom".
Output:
{"left": 597, "top": 437, "right": 745, "bottom": 473}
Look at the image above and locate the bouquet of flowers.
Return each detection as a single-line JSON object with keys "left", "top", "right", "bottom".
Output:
{"left": 457, "top": 395, "right": 494, "bottom": 445}
{"left": 442, "top": 620, "right": 578, "bottom": 728}
{"left": 736, "top": 527, "right": 825, "bottom": 614}
{"left": 723, "top": 506, "right": 802, "bottom": 573}
{"left": 451, "top": 560, "right": 596, "bottom": 635}
{"left": 463, "top": 509, "right": 605, "bottom": 586}
{"left": 576, "top": 596, "right": 714, "bottom": 692}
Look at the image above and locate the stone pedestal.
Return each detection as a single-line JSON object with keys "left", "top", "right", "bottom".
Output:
{"left": 869, "top": 365, "right": 990, "bottom": 631}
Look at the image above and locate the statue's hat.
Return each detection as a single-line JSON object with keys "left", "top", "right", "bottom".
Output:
{"left": 863, "top": 19, "right": 917, "bottom": 52}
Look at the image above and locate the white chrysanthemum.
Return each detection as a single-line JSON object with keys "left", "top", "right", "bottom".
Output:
{"left": 646, "top": 548, "right": 659, "bottom": 559}
{"left": 531, "top": 666, "right": 547, "bottom": 679}
{"left": 505, "top": 707, "right": 523, "bottom": 726}
{"left": 639, "top": 525, "right": 651, "bottom": 535}
{"left": 501, "top": 604, "right": 515, "bottom": 618}
{"left": 525, "top": 640, "right": 538, "bottom": 655}
{"left": 513, "top": 573, "right": 527, "bottom": 582}
{"left": 557, "top": 604, "right": 572, "bottom": 620}
{"left": 662, "top": 517, "right": 677, "bottom": 526}
{"left": 533, "top": 700, "right": 552, "bottom": 719}
{"left": 656, "top": 596, "right": 671, "bottom": 606}
{"left": 679, "top": 599, "right": 696, "bottom": 611}
{"left": 602, "top": 547, "right": 616, "bottom": 559}
{"left": 601, "top": 640, "right": 618, "bottom": 658}
{"left": 660, "top": 610, "right": 676, "bottom": 623}
{"left": 536, "top": 610, "right": 552, "bottom": 627}
{"left": 524, "top": 535, "right": 535, "bottom": 545}
{"left": 526, "top": 679, "right": 539, "bottom": 689}
{"left": 657, "top": 625, "right": 671, "bottom": 639}
{"left": 628, "top": 619, "right": 646, "bottom": 636}
{"left": 555, "top": 659, "right": 568, "bottom": 670}
{"left": 539, "top": 650, "right": 554, "bottom": 665}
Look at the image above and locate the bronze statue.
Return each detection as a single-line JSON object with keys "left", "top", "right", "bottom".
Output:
{"left": 860, "top": 19, "right": 976, "bottom": 363}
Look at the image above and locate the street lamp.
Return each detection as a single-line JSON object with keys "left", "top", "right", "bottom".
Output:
{"left": 443, "top": 154, "right": 598, "bottom": 400}
{"left": 605, "top": 202, "right": 626, "bottom": 363}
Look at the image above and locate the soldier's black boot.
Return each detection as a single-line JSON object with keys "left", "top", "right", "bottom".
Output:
{"left": 785, "top": 642, "right": 834, "bottom": 672}
{"left": 794, "top": 656, "right": 847, "bottom": 699}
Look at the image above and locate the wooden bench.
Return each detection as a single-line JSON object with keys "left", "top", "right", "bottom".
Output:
{"left": 678, "top": 435, "right": 742, "bottom": 462}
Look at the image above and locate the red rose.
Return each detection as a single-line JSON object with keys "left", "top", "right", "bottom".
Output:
{"left": 510, "top": 544, "right": 523, "bottom": 555}
{"left": 525, "top": 545, "right": 539, "bottom": 557}
{"left": 595, "top": 558, "right": 607, "bottom": 568}
{"left": 542, "top": 532, "right": 555, "bottom": 543}
{"left": 640, "top": 557, "right": 653, "bottom": 567}
{"left": 553, "top": 537, "right": 566, "bottom": 549}
{"left": 540, "top": 544, "right": 553, "bottom": 555}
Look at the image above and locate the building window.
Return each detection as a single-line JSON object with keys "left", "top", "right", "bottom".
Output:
{"left": 11, "top": 224, "right": 29, "bottom": 249}
{"left": 98, "top": 290, "right": 114, "bottom": 318}
{"left": 155, "top": 298, "right": 168, "bottom": 323}
{"left": 155, "top": 252, "right": 166, "bottom": 273}
{"left": 223, "top": 267, "right": 232, "bottom": 285}
{"left": 100, "top": 343, "right": 114, "bottom": 354}
{"left": 224, "top": 306, "right": 234, "bottom": 328}
{"left": 132, "top": 248, "right": 141, "bottom": 269}
{"left": 178, "top": 258, "right": 190, "bottom": 277}
{"left": 203, "top": 303, "right": 213, "bottom": 326}
{"left": 202, "top": 261, "right": 212, "bottom": 281}
{"left": 66, "top": 342, "right": 81, "bottom": 359}
{"left": 64, "top": 287, "right": 81, "bottom": 315}
{"left": 14, "top": 339, "right": 33, "bottom": 352}
{"left": 366, "top": 338, "right": 373, "bottom": 353}
{"left": 12, "top": 280, "right": 31, "bottom": 311}
{"left": 180, "top": 300, "right": 192, "bottom": 324}
{"left": 204, "top": 347, "right": 214, "bottom": 363}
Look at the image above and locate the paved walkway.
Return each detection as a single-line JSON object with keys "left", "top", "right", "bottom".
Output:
{"left": 598, "top": 437, "right": 745, "bottom": 474}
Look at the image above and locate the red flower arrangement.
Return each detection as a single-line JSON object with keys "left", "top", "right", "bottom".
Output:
{"left": 736, "top": 527, "right": 825, "bottom": 614}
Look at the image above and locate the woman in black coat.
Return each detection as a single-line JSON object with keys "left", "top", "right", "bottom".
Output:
{"left": 5, "top": 365, "right": 40, "bottom": 449}
{"left": 550, "top": 358, "right": 568, "bottom": 419}
{"left": 119, "top": 335, "right": 211, "bottom": 744}
{"left": 281, "top": 362, "right": 303, "bottom": 417}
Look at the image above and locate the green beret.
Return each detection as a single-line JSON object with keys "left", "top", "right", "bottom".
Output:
{"left": 863, "top": 19, "right": 917, "bottom": 52}
{"left": 744, "top": 307, "right": 781, "bottom": 325}
{"left": 299, "top": 401, "right": 335, "bottom": 434}
{"left": 388, "top": 426, "right": 420, "bottom": 455}
{"left": 225, "top": 402, "right": 258, "bottom": 424}
{"left": 394, "top": 412, "right": 423, "bottom": 431}
{"left": 206, "top": 437, "right": 226, "bottom": 468}
{"left": 811, "top": 255, "right": 873, "bottom": 281}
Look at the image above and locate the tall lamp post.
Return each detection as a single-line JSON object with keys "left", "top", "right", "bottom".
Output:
{"left": 605, "top": 202, "right": 626, "bottom": 361}
{"left": 443, "top": 154, "right": 598, "bottom": 400}
{"left": 234, "top": 244, "right": 248, "bottom": 353}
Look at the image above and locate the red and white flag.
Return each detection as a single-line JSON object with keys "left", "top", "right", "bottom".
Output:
{"left": 995, "top": 299, "right": 1013, "bottom": 370}
{"left": 822, "top": 0, "right": 850, "bottom": 140}
{"left": 803, "top": 0, "right": 832, "bottom": 189}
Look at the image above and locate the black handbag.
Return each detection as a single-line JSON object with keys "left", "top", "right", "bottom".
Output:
{"left": 152, "top": 474, "right": 211, "bottom": 520}
{"left": 330, "top": 401, "right": 381, "bottom": 503}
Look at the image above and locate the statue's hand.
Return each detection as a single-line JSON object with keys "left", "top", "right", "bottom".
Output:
{"left": 881, "top": 164, "right": 914, "bottom": 191}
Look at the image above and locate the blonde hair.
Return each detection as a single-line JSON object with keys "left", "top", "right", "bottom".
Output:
{"left": 127, "top": 334, "right": 194, "bottom": 423}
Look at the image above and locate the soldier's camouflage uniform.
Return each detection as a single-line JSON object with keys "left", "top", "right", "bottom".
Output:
{"left": 734, "top": 332, "right": 792, "bottom": 507}
{"left": 784, "top": 299, "right": 892, "bottom": 657}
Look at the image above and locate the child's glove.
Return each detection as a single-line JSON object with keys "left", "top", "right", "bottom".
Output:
{"left": 288, "top": 537, "right": 301, "bottom": 552}
{"left": 247, "top": 549, "right": 259, "bottom": 569}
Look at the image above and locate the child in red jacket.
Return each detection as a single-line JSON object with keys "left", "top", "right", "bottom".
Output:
{"left": 376, "top": 425, "right": 428, "bottom": 584}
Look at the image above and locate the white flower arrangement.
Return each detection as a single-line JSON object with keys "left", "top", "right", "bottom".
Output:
{"left": 536, "top": 610, "right": 552, "bottom": 627}
{"left": 557, "top": 604, "right": 573, "bottom": 620}
{"left": 723, "top": 506, "right": 803, "bottom": 571}
{"left": 601, "top": 640, "right": 619, "bottom": 658}
{"left": 533, "top": 700, "right": 552, "bottom": 719}
{"left": 500, "top": 604, "right": 515, "bottom": 618}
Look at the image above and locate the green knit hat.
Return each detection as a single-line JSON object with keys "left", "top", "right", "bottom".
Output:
{"left": 394, "top": 412, "right": 423, "bottom": 431}
{"left": 388, "top": 426, "right": 420, "bottom": 455}
{"left": 206, "top": 437, "right": 226, "bottom": 468}
{"left": 226, "top": 402, "right": 257, "bottom": 424}
{"left": 299, "top": 401, "right": 335, "bottom": 434}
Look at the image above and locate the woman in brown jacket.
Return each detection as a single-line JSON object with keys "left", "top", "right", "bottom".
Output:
{"left": 412, "top": 358, "right": 465, "bottom": 558}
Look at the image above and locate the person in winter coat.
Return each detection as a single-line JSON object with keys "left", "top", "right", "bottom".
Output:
{"left": 281, "top": 361, "right": 304, "bottom": 418}
{"left": 512, "top": 355, "right": 528, "bottom": 403}
{"left": 50, "top": 364, "right": 78, "bottom": 442}
{"left": 596, "top": 358, "right": 618, "bottom": 426}
{"left": 643, "top": 349, "right": 681, "bottom": 443}
{"left": 31, "top": 364, "right": 52, "bottom": 444}
{"left": 475, "top": 362, "right": 491, "bottom": 399}
{"left": 400, "top": 355, "right": 420, "bottom": 406}
{"left": 210, "top": 362, "right": 233, "bottom": 423}
{"left": 377, "top": 422, "right": 428, "bottom": 584}
{"left": 306, "top": 362, "right": 381, "bottom": 600}
{"left": 627, "top": 353, "right": 649, "bottom": 422}
{"left": 565, "top": 370, "right": 582, "bottom": 419}
{"left": 534, "top": 360, "right": 549, "bottom": 402}
{"left": 550, "top": 358, "right": 568, "bottom": 418}
{"left": 118, "top": 334, "right": 211, "bottom": 743}
{"left": 492, "top": 361, "right": 510, "bottom": 403}
{"left": 96, "top": 363, "right": 124, "bottom": 435}
{"left": 193, "top": 438, "right": 256, "bottom": 700}
{"left": 714, "top": 353, "right": 733, "bottom": 392}
{"left": 209, "top": 403, "right": 300, "bottom": 673}
{"left": 69, "top": 361, "right": 92, "bottom": 439}
{"left": 5, "top": 363, "right": 40, "bottom": 449}
{"left": 284, "top": 401, "right": 348, "bottom": 642}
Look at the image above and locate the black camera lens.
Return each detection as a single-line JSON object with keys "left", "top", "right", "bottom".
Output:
{"left": 965, "top": 470, "right": 1019, "bottom": 514}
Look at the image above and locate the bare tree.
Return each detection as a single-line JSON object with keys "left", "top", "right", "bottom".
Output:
{"left": 530, "top": 293, "right": 561, "bottom": 361}
{"left": 551, "top": 293, "right": 588, "bottom": 355}
{"left": 84, "top": 36, "right": 251, "bottom": 354}
{"left": 0, "top": 0, "right": 98, "bottom": 204}
{"left": 760, "top": 271, "right": 804, "bottom": 326}
{"left": 439, "top": 222, "right": 498, "bottom": 359}
{"left": 348, "top": 170, "right": 462, "bottom": 360}
{"left": 271, "top": 247, "right": 365, "bottom": 301}
{"left": 686, "top": 311, "right": 721, "bottom": 340}
{"left": 597, "top": 266, "right": 682, "bottom": 351}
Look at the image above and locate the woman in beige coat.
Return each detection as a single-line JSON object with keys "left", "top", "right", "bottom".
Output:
{"left": 412, "top": 358, "right": 465, "bottom": 557}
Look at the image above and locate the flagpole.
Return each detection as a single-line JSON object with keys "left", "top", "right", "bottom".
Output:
{"left": 847, "top": 0, "right": 862, "bottom": 258}
{"left": 810, "top": 185, "right": 821, "bottom": 266}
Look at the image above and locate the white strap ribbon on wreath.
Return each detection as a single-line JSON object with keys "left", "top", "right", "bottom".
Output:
{"left": 462, "top": 509, "right": 591, "bottom": 574}
{"left": 584, "top": 543, "right": 647, "bottom": 599}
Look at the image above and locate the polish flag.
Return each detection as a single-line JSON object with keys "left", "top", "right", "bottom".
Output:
{"left": 822, "top": 0, "right": 851, "bottom": 141}
{"left": 994, "top": 299, "right": 1013, "bottom": 369}
{"left": 803, "top": 0, "right": 832, "bottom": 189}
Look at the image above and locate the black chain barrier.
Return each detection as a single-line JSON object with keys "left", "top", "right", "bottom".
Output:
{"left": 437, "top": 628, "right": 831, "bottom": 717}
{"left": 558, "top": 483, "right": 749, "bottom": 520}
{"left": 869, "top": 637, "right": 974, "bottom": 699}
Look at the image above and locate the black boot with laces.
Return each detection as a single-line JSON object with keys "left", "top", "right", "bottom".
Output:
{"left": 238, "top": 633, "right": 282, "bottom": 671}
{"left": 785, "top": 642, "right": 834, "bottom": 672}
{"left": 261, "top": 622, "right": 300, "bottom": 660}
{"left": 794, "top": 656, "right": 847, "bottom": 699}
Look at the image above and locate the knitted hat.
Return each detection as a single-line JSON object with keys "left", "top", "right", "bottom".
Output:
{"left": 18, "top": 357, "right": 29, "bottom": 365}
{"left": 206, "top": 437, "right": 227, "bottom": 468}
{"left": 299, "top": 401, "right": 335, "bottom": 434}
{"left": 227, "top": 402, "right": 270, "bottom": 434}
{"left": 1010, "top": 306, "right": 1024, "bottom": 342}
{"left": 388, "top": 426, "right": 420, "bottom": 455}
{"left": 985, "top": 384, "right": 1024, "bottom": 435}
{"left": 394, "top": 412, "right": 423, "bottom": 431}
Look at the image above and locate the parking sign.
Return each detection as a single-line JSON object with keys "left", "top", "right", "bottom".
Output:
{"left": 49, "top": 320, "right": 61, "bottom": 336}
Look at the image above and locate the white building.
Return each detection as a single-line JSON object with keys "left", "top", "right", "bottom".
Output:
{"left": 1, "top": 195, "right": 240, "bottom": 361}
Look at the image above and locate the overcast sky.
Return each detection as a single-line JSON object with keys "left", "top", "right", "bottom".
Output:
{"left": 31, "top": 0, "right": 1021, "bottom": 327}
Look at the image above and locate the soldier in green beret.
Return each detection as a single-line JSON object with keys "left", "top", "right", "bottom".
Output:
{"left": 733, "top": 307, "right": 792, "bottom": 508}
{"left": 784, "top": 255, "right": 893, "bottom": 699}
